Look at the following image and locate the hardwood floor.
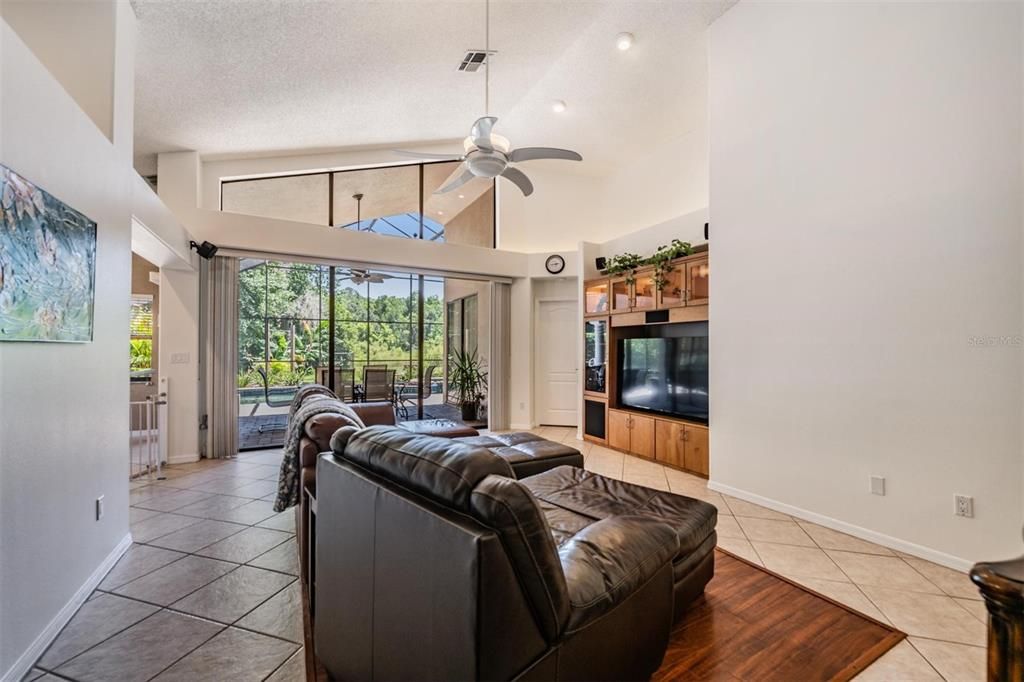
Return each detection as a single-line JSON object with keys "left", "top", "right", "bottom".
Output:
{"left": 653, "top": 550, "right": 904, "bottom": 681}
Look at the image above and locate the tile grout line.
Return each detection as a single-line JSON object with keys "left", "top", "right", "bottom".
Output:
{"left": 905, "top": 637, "right": 954, "bottom": 681}
{"left": 261, "top": 647, "right": 303, "bottom": 682}
{"left": 74, "top": 460, "right": 297, "bottom": 660}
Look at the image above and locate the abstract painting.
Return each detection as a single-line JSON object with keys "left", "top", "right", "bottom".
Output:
{"left": 0, "top": 164, "right": 97, "bottom": 342}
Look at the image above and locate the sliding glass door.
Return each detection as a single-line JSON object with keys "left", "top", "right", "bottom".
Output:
{"left": 237, "top": 260, "right": 445, "bottom": 449}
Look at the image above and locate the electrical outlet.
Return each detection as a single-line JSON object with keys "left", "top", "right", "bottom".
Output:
{"left": 96, "top": 495, "right": 104, "bottom": 521}
{"left": 870, "top": 476, "right": 885, "bottom": 496}
{"left": 955, "top": 495, "right": 974, "bottom": 518}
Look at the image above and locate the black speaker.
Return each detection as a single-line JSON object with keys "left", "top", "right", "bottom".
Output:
{"left": 190, "top": 240, "right": 219, "bottom": 260}
{"left": 595, "top": 256, "right": 607, "bottom": 271}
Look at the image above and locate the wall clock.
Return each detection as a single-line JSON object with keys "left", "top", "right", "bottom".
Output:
{"left": 545, "top": 254, "right": 565, "bottom": 275}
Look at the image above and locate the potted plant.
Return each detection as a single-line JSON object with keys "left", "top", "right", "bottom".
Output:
{"left": 449, "top": 349, "right": 488, "bottom": 422}
{"left": 649, "top": 239, "right": 693, "bottom": 292}
{"left": 604, "top": 252, "right": 644, "bottom": 285}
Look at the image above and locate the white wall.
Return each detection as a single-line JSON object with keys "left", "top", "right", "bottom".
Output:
{"left": 497, "top": 135, "right": 710, "bottom": 255}
{"left": 600, "top": 131, "right": 708, "bottom": 239}
{"left": 598, "top": 208, "right": 708, "bottom": 267}
{"left": 498, "top": 167, "right": 609, "bottom": 253}
{"left": 709, "top": 1, "right": 1023, "bottom": 567}
{"left": 0, "top": 3, "right": 136, "bottom": 677}
{"left": 1, "top": 0, "right": 117, "bottom": 141}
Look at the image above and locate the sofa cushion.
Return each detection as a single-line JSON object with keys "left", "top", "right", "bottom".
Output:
{"left": 470, "top": 475, "right": 569, "bottom": 643}
{"left": 558, "top": 516, "right": 679, "bottom": 631}
{"left": 341, "top": 425, "right": 514, "bottom": 511}
{"left": 303, "top": 401, "right": 365, "bottom": 451}
{"left": 455, "top": 432, "right": 583, "bottom": 477}
{"left": 521, "top": 466, "right": 717, "bottom": 561}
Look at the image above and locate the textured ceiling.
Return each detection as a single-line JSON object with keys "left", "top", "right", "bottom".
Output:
{"left": 133, "top": 0, "right": 735, "bottom": 176}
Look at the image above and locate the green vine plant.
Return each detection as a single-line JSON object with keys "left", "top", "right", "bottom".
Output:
{"left": 603, "top": 240, "right": 693, "bottom": 291}
{"left": 604, "top": 252, "right": 643, "bottom": 285}
{"left": 649, "top": 239, "right": 693, "bottom": 292}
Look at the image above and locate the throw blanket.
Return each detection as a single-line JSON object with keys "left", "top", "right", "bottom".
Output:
{"left": 288, "top": 384, "right": 336, "bottom": 422}
{"left": 274, "top": 394, "right": 363, "bottom": 512}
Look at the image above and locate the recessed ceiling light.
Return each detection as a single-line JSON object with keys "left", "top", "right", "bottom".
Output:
{"left": 616, "top": 32, "right": 634, "bottom": 51}
{"left": 458, "top": 194, "right": 465, "bottom": 199}
{"left": 437, "top": 210, "right": 444, "bottom": 215}
{"left": 552, "top": 100, "right": 567, "bottom": 113}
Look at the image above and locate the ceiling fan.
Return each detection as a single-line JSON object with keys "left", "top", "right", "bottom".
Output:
{"left": 393, "top": 0, "right": 582, "bottom": 197}
{"left": 338, "top": 268, "right": 394, "bottom": 285}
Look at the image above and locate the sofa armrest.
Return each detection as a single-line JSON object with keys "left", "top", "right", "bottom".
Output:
{"left": 349, "top": 401, "right": 397, "bottom": 427}
{"left": 559, "top": 516, "right": 679, "bottom": 631}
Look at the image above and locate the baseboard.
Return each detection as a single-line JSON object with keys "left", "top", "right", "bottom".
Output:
{"left": 510, "top": 422, "right": 534, "bottom": 431}
{"left": 168, "top": 452, "right": 200, "bottom": 464}
{"left": 706, "top": 481, "right": 973, "bottom": 572}
{"left": 1, "top": 533, "right": 133, "bottom": 682}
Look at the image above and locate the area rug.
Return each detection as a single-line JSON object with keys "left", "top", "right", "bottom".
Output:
{"left": 653, "top": 549, "right": 905, "bottom": 681}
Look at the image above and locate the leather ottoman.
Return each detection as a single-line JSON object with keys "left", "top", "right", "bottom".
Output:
{"left": 522, "top": 465, "right": 717, "bottom": 621}
{"left": 455, "top": 431, "right": 584, "bottom": 479}
{"left": 399, "top": 418, "right": 479, "bottom": 439}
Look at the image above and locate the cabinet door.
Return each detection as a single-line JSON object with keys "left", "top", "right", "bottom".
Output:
{"left": 610, "top": 278, "right": 632, "bottom": 314}
{"left": 608, "top": 410, "right": 632, "bottom": 452}
{"left": 655, "top": 420, "right": 685, "bottom": 468}
{"left": 632, "top": 269, "right": 657, "bottom": 311}
{"left": 630, "top": 414, "right": 656, "bottom": 459}
{"left": 683, "top": 425, "right": 709, "bottom": 476}
{"left": 584, "top": 279, "right": 610, "bottom": 315}
{"left": 657, "top": 263, "right": 687, "bottom": 309}
{"left": 583, "top": 318, "right": 608, "bottom": 394}
{"left": 686, "top": 257, "right": 709, "bottom": 306}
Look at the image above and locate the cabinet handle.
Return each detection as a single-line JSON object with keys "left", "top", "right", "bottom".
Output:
{"left": 683, "top": 430, "right": 689, "bottom": 441}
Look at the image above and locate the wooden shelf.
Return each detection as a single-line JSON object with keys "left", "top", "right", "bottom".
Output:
{"left": 581, "top": 251, "right": 710, "bottom": 478}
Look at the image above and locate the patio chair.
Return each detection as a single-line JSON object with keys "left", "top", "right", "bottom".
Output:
{"left": 363, "top": 367, "right": 396, "bottom": 404}
{"left": 255, "top": 366, "right": 295, "bottom": 433}
{"left": 397, "top": 365, "right": 438, "bottom": 419}
{"left": 317, "top": 367, "right": 356, "bottom": 402}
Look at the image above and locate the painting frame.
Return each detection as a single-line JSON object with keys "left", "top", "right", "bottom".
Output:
{"left": 0, "top": 164, "right": 98, "bottom": 343}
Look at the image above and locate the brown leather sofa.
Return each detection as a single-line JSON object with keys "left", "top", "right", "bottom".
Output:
{"left": 523, "top": 466, "right": 717, "bottom": 622}
{"left": 316, "top": 426, "right": 682, "bottom": 681}
{"left": 295, "top": 398, "right": 586, "bottom": 578}
{"left": 297, "top": 401, "right": 396, "bottom": 578}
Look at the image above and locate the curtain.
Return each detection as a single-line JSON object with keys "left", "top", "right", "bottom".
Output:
{"left": 489, "top": 282, "right": 511, "bottom": 430}
{"left": 202, "top": 256, "right": 239, "bottom": 458}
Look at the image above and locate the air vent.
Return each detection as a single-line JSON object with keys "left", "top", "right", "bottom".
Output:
{"left": 458, "top": 49, "right": 495, "bottom": 72}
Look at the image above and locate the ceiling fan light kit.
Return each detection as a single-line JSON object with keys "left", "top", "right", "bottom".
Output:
{"left": 392, "top": 0, "right": 582, "bottom": 197}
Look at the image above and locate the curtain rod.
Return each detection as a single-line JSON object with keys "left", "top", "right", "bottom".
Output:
{"left": 214, "top": 246, "right": 515, "bottom": 284}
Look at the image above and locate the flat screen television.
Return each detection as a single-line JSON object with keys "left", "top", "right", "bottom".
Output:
{"left": 617, "top": 335, "right": 708, "bottom": 423}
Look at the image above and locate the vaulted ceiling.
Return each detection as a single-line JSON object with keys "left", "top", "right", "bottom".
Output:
{"left": 132, "top": 0, "right": 735, "bottom": 176}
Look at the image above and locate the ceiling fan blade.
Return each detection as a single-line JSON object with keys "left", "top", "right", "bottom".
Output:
{"left": 434, "top": 165, "right": 476, "bottom": 194}
{"left": 500, "top": 166, "right": 534, "bottom": 196}
{"left": 508, "top": 147, "right": 583, "bottom": 163}
{"left": 470, "top": 116, "right": 498, "bottom": 152}
{"left": 392, "top": 150, "right": 464, "bottom": 161}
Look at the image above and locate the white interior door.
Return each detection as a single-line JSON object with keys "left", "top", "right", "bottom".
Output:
{"left": 536, "top": 299, "right": 578, "bottom": 426}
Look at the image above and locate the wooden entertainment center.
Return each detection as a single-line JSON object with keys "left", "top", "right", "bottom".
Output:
{"left": 582, "top": 250, "right": 710, "bottom": 477}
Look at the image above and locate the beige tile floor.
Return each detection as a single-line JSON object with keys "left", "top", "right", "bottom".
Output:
{"left": 27, "top": 426, "right": 987, "bottom": 681}
{"left": 529, "top": 425, "right": 988, "bottom": 682}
